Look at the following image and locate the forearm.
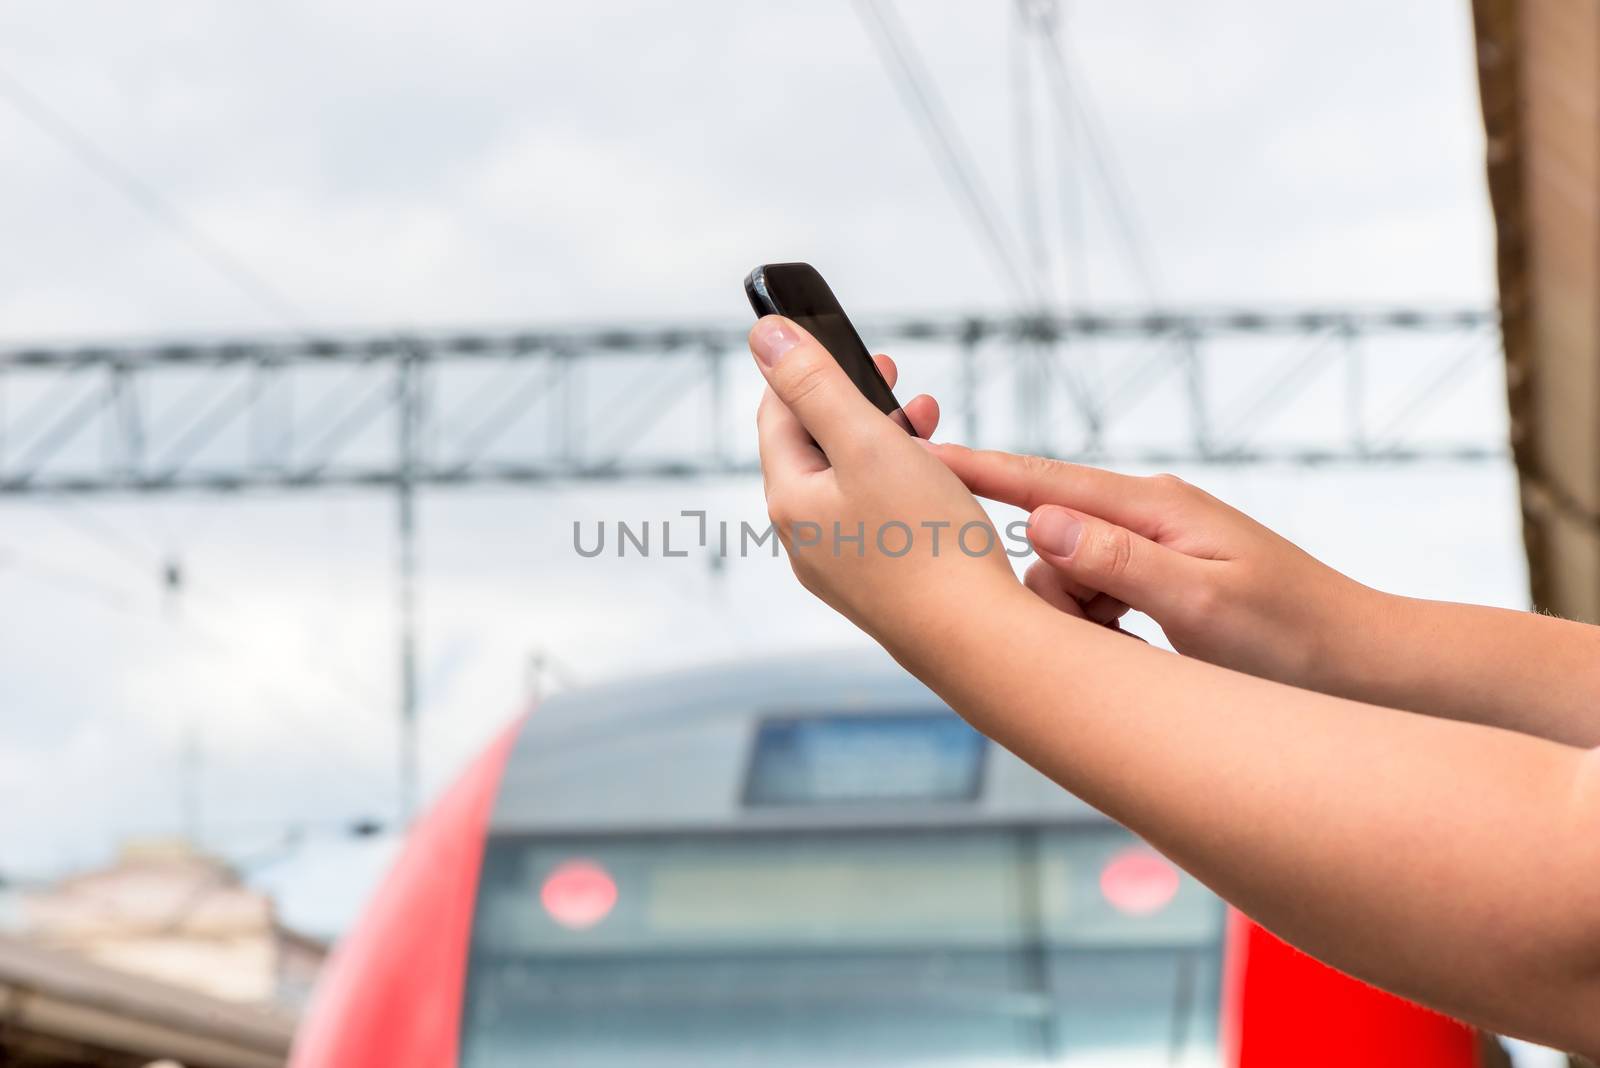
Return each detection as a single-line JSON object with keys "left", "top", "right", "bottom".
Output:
{"left": 1311, "top": 591, "right": 1600, "bottom": 747}
{"left": 925, "top": 444, "right": 1600, "bottom": 747}
{"left": 888, "top": 588, "right": 1600, "bottom": 1053}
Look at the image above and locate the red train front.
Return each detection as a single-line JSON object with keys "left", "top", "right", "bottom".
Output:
{"left": 290, "top": 652, "right": 1487, "bottom": 1067}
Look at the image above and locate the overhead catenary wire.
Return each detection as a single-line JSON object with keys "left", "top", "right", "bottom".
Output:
{"left": 0, "top": 66, "right": 311, "bottom": 331}
{"left": 39, "top": 497, "right": 167, "bottom": 575}
{"left": 1, "top": 503, "right": 393, "bottom": 817}
{"left": 0, "top": 64, "right": 339, "bottom": 722}
{"left": 1033, "top": 23, "right": 1164, "bottom": 303}
{"left": 0, "top": 543, "right": 139, "bottom": 614}
{"left": 1010, "top": 1, "right": 1050, "bottom": 284}
{"left": 1037, "top": 4, "right": 1090, "bottom": 305}
{"left": 1005, "top": 0, "right": 1103, "bottom": 449}
{"left": 855, "top": 0, "right": 1043, "bottom": 307}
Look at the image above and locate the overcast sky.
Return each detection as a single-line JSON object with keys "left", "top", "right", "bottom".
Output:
{"left": 0, "top": 0, "right": 1519, "bottom": 940}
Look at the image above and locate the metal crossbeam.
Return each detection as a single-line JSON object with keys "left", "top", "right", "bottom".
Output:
{"left": 0, "top": 307, "right": 1504, "bottom": 498}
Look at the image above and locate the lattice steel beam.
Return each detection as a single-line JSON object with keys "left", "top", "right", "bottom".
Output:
{"left": 0, "top": 307, "right": 1505, "bottom": 499}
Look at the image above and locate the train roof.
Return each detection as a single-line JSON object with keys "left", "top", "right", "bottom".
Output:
{"left": 488, "top": 648, "right": 1097, "bottom": 834}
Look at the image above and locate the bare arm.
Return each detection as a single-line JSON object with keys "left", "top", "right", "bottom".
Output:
{"left": 1314, "top": 594, "right": 1600, "bottom": 747}
{"left": 893, "top": 584, "right": 1600, "bottom": 1053}
{"left": 745, "top": 316, "right": 1600, "bottom": 1054}
{"left": 930, "top": 444, "right": 1600, "bottom": 748}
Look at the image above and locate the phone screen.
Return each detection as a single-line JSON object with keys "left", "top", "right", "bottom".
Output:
{"left": 748, "top": 264, "right": 915, "bottom": 434}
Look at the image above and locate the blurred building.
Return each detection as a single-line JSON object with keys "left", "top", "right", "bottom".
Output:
{"left": 11, "top": 838, "right": 325, "bottom": 1011}
{"left": 0, "top": 931, "right": 295, "bottom": 1068}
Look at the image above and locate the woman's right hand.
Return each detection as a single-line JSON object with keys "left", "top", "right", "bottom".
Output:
{"left": 926, "top": 443, "right": 1378, "bottom": 691}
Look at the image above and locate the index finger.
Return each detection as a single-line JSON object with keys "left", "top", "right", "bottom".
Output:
{"left": 924, "top": 444, "right": 1168, "bottom": 539}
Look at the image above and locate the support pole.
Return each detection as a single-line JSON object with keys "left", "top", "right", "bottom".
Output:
{"left": 396, "top": 341, "right": 421, "bottom": 825}
{"left": 1182, "top": 328, "right": 1210, "bottom": 458}
{"left": 706, "top": 341, "right": 726, "bottom": 467}
{"left": 1342, "top": 322, "right": 1366, "bottom": 458}
{"left": 961, "top": 322, "right": 981, "bottom": 445}
{"left": 181, "top": 726, "right": 202, "bottom": 846}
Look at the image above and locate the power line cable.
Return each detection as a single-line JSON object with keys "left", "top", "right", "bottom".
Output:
{"left": 1010, "top": 1, "right": 1050, "bottom": 283}
{"left": 854, "top": 0, "right": 1041, "bottom": 306}
{"left": 1034, "top": 27, "right": 1163, "bottom": 302}
{"left": 0, "top": 543, "right": 140, "bottom": 614}
{"left": 0, "top": 66, "right": 311, "bottom": 330}
{"left": 1004, "top": 0, "right": 1113, "bottom": 447}
{"left": 1020, "top": 0, "right": 1091, "bottom": 306}
{"left": 0, "top": 528, "right": 391, "bottom": 817}
{"left": 40, "top": 497, "right": 166, "bottom": 574}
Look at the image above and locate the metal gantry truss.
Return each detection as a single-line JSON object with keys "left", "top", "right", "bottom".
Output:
{"left": 0, "top": 306, "right": 1503, "bottom": 497}
{"left": 0, "top": 305, "right": 1506, "bottom": 821}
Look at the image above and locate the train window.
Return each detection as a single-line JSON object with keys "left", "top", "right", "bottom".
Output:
{"left": 460, "top": 825, "right": 1223, "bottom": 1067}
{"left": 742, "top": 712, "right": 987, "bottom": 806}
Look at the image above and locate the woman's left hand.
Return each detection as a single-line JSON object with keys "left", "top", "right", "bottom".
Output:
{"left": 749, "top": 315, "right": 1025, "bottom": 651}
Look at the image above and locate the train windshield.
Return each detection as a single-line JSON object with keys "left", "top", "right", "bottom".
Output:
{"left": 460, "top": 825, "right": 1223, "bottom": 1067}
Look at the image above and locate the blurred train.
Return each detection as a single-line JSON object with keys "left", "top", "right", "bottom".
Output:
{"left": 289, "top": 652, "right": 1492, "bottom": 1067}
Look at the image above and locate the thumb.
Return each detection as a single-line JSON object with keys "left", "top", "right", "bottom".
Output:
{"left": 749, "top": 315, "right": 884, "bottom": 460}
{"left": 1028, "top": 504, "right": 1200, "bottom": 619}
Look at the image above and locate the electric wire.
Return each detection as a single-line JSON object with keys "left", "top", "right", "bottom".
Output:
{"left": 0, "top": 66, "right": 310, "bottom": 330}
{"left": 854, "top": 0, "right": 1041, "bottom": 307}
{"left": 2, "top": 501, "right": 394, "bottom": 821}
{"left": 0, "top": 63, "right": 340, "bottom": 720}
{"left": 1034, "top": 27, "right": 1163, "bottom": 302}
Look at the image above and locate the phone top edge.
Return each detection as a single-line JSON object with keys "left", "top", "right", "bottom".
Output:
{"left": 744, "top": 267, "right": 777, "bottom": 318}
{"left": 743, "top": 262, "right": 917, "bottom": 437}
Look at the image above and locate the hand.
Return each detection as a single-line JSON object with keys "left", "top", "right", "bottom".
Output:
{"left": 881, "top": 366, "right": 1122, "bottom": 630}
{"left": 925, "top": 444, "right": 1374, "bottom": 689}
{"left": 748, "top": 316, "right": 1025, "bottom": 653}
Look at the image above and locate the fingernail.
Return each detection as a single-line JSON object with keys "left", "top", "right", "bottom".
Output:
{"left": 751, "top": 316, "right": 803, "bottom": 367}
{"left": 1031, "top": 507, "right": 1082, "bottom": 557}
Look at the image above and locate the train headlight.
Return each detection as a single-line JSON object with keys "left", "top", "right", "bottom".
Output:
{"left": 1099, "top": 847, "right": 1180, "bottom": 917}
{"left": 540, "top": 859, "right": 618, "bottom": 930}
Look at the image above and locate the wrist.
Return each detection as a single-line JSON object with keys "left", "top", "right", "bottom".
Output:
{"left": 883, "top": 576, "right": 1160, "bottom": 748}
{"left": 1298, "top": 576, "right": 1404, "bottom": 701}
{"left": 874, "top": 574, "right": 1039, "bottom": 683}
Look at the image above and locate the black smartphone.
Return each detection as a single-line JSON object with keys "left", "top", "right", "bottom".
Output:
{"left": 744, "top": 262, "right": 916, "bottom": 435}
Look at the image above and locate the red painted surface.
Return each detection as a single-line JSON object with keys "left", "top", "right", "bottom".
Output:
{"left": 1223, "top": 909, "right": 1482, "bottom": 1068}
{"left": 287, "top": 717, "right": 524, "bottom": 1068}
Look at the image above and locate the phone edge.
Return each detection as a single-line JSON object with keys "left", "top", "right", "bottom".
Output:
{"left": 742, "top": 263, "right": 918, "bottom": 437}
